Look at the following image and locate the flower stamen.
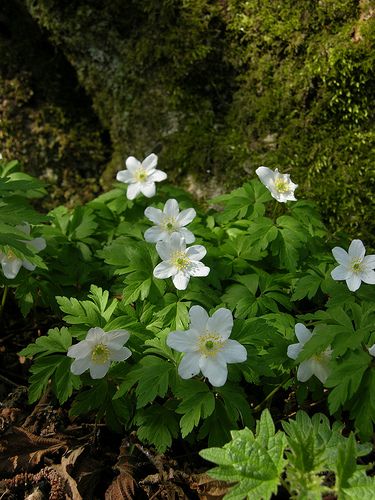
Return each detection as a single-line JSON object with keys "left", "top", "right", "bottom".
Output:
{"left": 198, "top": 333, "right": 224, "bottom": 357}
{"left": 172, "top": 251, "right": 191, "bottom": 271}
{"left": 91, "top": 343, "right": 110, "bottom": 364}
{"left": 351, "top": 259, "right": 363, "bottom": 273}
{"left": 274, "top": 178, "right": 289, "bottom": 193}
{"left": 135, "top": 168, "right": 147, "bottom": 182}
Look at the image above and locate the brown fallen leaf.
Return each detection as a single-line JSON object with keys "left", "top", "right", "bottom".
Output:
{"left": 0, "top": 426, "right": 68, "bottom": 474}
{"left": 190, "top": 473, "right": 232, "bottom": 500}
{"left": 105, "top": 439, "right": 136, "bottom": 500}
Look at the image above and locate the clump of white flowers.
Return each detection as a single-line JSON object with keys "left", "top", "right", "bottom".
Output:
{"left": 0, "top": 223, "right": 46, "bottom": 280}
{"left": 153, "top": 233, "right": 210, "bottom": 290}
{"left": 116, "top": 153, "right": 167, "bottom": 200}
{"left": 331, "top": 239, "right": 375, "bottom": 292}
{"left": 256, "top": 166, "right": 298, "bottom": 202}
{"left": 287, "top": 323, "right": 332, "bottom": 384}
{"left": 167, "top": 305, "right": 247, "bottom": 387}
{"left": 67, "top": 327, "right": 132, "bottom": 379}
{"left": 144, "top": 198, "right": 196, "bottom": 244}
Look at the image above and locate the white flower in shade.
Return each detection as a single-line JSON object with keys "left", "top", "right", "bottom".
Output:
{"left": 331, "top": 239, "right": 375, "bottom": 292}
{"left": 144, "top": 198, "right": 196, "bottom": 244}
{"left": 0, "top": 223, "right": 46, "bottom": 280}
{"left": 167, "top": 305, "right": 247, "bottom": 387}
{"left": 255, "top": 166, "right": 298, "bottom": 202}
{"left": 67, "top": 327, "right": 132, "bottom": 379}
{"left": 116, "top": 153, "right": 167, "bottom": 200}
{"left": 287, "top": 323, "right": 332, "bottom": 384}
{"left": 368, "top": 344, "right": 375, "bottom": 357}
{"left": 153, "top": 233, "right": 209, "bottom": 290}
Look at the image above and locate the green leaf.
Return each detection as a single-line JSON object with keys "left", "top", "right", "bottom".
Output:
{"left": 134, "top": 403, "right": 179, "bottom": 453}
{"left": 19, "top": 327, "right": 72, "bottom": 357}
{"left": 336, "top": 433, "right": 357, "bottom": 492}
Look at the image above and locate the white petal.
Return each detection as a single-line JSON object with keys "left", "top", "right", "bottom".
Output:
{"left": 296, "top": 360, "right": 314, "bottom": 382}
{"left": 30, "top": 237, "right": 46, "bottom": 252}
{"left": 17, "top": 223, "right": 31, "bottom": 235}
{"left": 125, "top": 156, "right": 141, "bottom": 173}
{"left": 169, "top": 233, "right": 185, "bottom": 252}
{"left": 177, "top": 207, "right": 196, "bottom": 226}
{"left": 206, "top": 308, "right": 233, "bottom": 339}
{"left": 116, "top": 170, "right": 133, "bottom": 183}
{"left": 140, "top": 181, "right": 156, "bottom": 198}
{"left": 67, "top": 341, "right": 92, "bottom": 359}
{"left": 153, "top": 261, "right": 176, "bottom": 279}
{"left": 22, "top": 260, "right": 36, "bottom": 271}
{"left": 346, "top": 273, "right": 362, "bottom": 292}
{"left": 86, "top": 327, "right": 105, "bottom": 342}
{"left": 287, "top": 342, "right": 303, "bottom": 360}
{"left": 200, "top": 354, "right": 228, "bottom": 387}
{"left": 188, "top": 262, "right": 210, "bottom": 277}
{"left": 294, "top": 323, "right": 312, "bottom": 343}
{"left": 363, "top": 255, "right": 375, "bottom": 269}
{"left": 1, "top": 258, "right": 23, "bottom": 279}
{"left": 148, "top": 169, "right": 167, "bottom": 182}
{"left": 89, "top": 362, "right": 111, "bottom": 379}
{"left": 144, "top": 206, "right": 164, "bottom": 224}
{"left": 109, "top": 346, "right": 132, "bottom": 361}
{"left": 142, "top": 153, "right": 158, "bottom": 171}
{"left": 172, "top": 271, "right": 190, "bottom": 290}
{"left": 164, "top": 199, "right": 179, "bottom": 218}
{"left": 70, "top": 355, "right": 91, "bottom": 375}
{"left": 311, "top": 359, "right": 330, "bottom": 384}
{"left": 368, "top": 344, "right": 375, "bottom": 357}
{"left": 189, "top": 305, "right": 209, "bottom": 332}
{"left": 144, "top": 226, "right": 167, "bottom": 243}
{"left": 167, "top": 330, "right": 199, "bottom": 352}
{"left": 127, "top": 183, "right": 141, "bottom": 200}
{"left": 178, "top": 352, "right": 201, "bottom": 379}
{"left": 186, "top": 245, "right": 206, "bottom": 261}
{"left": 155, "top": 240, "right": 172, "bottom": 260}
{"left": 331, "top": 265, "right": 350, "bottom": 281}
{"left": 106, "top": 330, "right": 130, "bottom": 347}
{"left": 178, "top": 227, "right": 195, "bottom": 244}
{"left": 256, "top": 166, "right": 275, "bottom": 188}
{"left": 361, "top": 269, "right": 375, "bottom": 285}
{"left": 332, "top": 246, "right": 349, "bottom": 265}
{"left": 348, "top": 239, "right": 366, "bottom": 260}
{"left": 221, "top": 339, "right": 247, "bottom": 363}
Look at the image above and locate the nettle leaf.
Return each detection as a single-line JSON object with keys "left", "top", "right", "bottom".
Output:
{"left": 19, "top": 327, "right": 72, "bottom": 358}
{"left": 336, "top": 433, "right": 357, "bottom": 492}
{"left": 174, "top": 379, "right": 215, "bottom": 437}
{"left": 134, "top": 402, "right": 179, "bottom": 453}
{"left": 200, "top": 410, "right": 286, "bottom": 500}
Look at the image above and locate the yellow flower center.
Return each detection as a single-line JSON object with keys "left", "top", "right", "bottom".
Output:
{"left": 163, "top": 217, "right": 176, "bottom": 233}
{"left": 198, "top": 333, "right": 225, "bottom": 357}
{"left": 351, "top": 259, "right": 363, "bottom": 273}
{"left": 6, "top": 250, "right": 16, "bottom": 260}
{"left": 135, "top": 168, "right": 148, "bottom": 182}
{"left": 172, "top": 251, "right": 190, "bottom": 271}
{"left": 312, "top": 348, "right": 331, "bottom": 363}
{"left": 274, "top": 178, "right": 289, "bottom": 193}
{"left": 91, "top": 343, "right": 110, "bottom": 364}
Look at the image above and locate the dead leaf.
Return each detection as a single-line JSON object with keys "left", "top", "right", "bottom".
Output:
{"left": 105, "top": 439, "right": 136, "bottom": 500}
{"left": 0, "top": 426, "right": 68, "bottom": 473}
{"left": 190, "top": 473, "right": 231, "bottom": 499}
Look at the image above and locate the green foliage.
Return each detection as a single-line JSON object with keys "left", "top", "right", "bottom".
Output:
{"left": 201, "top": 410, "right": 374, "bottom": 499}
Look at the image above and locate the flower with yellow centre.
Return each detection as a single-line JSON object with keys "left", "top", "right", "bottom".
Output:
{"left": 0, "top": 223, "right": 46, "bottom": 279}
{"left": 256, "top": 166, "right": 298, "bottom": 202}
{"left": 331, "top": 239, "right": 375, "bottom": 292}
{"left": 167, "top": 305, "right": 247, "bottom": 387}
{"left": 153, "top": 233, "right": 210, "bottom": 290}
{"left": 67, "top": 327, "right": 132, "bottom": 379}
{"left": 144, "top": 199, "right": 196, "bottom": 244}
{"left": 287, "top": 323, "right": 332, "bottom": 384}
{"left": 116, "top": 153, "right": 167, "bottom": 200}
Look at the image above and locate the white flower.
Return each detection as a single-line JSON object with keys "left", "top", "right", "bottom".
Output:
{"left": 67, "top": 327, "right": 132, "bottom": 379}
{"left": 167, "top": 305, "right": 247, "bottom": 387}
{"left": 287, "top": 323, "right": 332, "bottom": 384}
{"left": 368, "top": 344, "right": 375, "bottom": 357}
{"left": 116, "top": 153, "right": 167, "bottom": 200}
{"left": 153, "top": 233, "right": 209, "bottom": 290}
{"left": 331, "top": 239, "right": 375, "bottom": 292}
{"left": 0, "top": 223, "right": 46, "bottom": 280}
{"left": 255, "top": 166, "right": 298, "bottom": 202}
{"left": 144, "top": 198, "right": 196, "bottom": 244}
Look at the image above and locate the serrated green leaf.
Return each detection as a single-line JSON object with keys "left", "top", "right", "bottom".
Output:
{"left": 19, "top": 327, "right": 72, "bottom": 357}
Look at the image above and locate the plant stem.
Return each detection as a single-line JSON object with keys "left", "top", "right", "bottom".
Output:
{"left": 0, "top": 285, "right": 8, "bottom": 318}
{"left": 271, "top": 200, "right": 279, "bottom": 222}
{"left": 253, "top": 376, "right": 291, "bottom": 413}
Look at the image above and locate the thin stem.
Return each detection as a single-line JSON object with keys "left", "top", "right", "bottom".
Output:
{"left": 253, "top": 376, "right": 291, "bottom": 413}
{"left": 0, "top": 285, "right": 8, "bottom": 318}
{"left": 271, "top": 200, "right": 279, "bottom": 222}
